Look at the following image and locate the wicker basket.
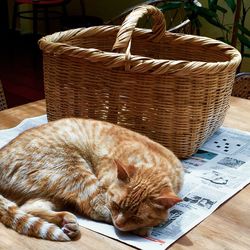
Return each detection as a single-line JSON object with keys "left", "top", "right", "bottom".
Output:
{"left": 0, "top": 80, "right": 7, "bottom": 111}
{"left": 39, "top": 5, "right": 241, "bottom": 158}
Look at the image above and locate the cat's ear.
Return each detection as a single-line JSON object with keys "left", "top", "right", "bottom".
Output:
{"left": 155, "top": 189, "right": 182, "bottom": 209}
{"left": 114, "top": 159, "right": 129, "bottom": 182}
{"left": 114, "top": 159, "right": 136, "bottom": 182}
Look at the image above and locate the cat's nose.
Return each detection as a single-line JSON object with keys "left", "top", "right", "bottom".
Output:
{"left": 115, "top": 220, "right": 125, "bottom": 228}
{"left": 114, "top": 214, "right": 126, "bottom": 229}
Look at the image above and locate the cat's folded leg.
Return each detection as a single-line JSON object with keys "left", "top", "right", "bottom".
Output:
{"left": 89, "top": 193, "right": 112, "bottom": 223}
{"left": 20, "top": 198, "right": 80, "bottom": 239}
{"left": 60, "top": 170, "right": 112, "bottom": 224}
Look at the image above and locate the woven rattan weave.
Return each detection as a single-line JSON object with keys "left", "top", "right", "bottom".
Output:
{"left": 39, "top": 5, "right": 241, "bottom": 158}
{"left": 0, "top": 81, "right": 7, "bottom": 111}
{"left": 232, "top": 72, "right": 250, "bottom": 99}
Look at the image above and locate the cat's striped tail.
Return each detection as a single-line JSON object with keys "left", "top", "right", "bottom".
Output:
{"left": 0, "top": 194, "right": 70, "bottom": 241}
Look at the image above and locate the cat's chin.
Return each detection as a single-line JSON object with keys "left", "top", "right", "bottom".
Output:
{"left": 113, "top": 223, "right": 143, "bottom": 233}
{"left": 112, "top": 221, "right": 132, "bottom": 232}
{"left": 114, "top": 225, "right": 152, "bottom": 237}
{"left": 112, "top": 222, "right": 126, "bottom": 231}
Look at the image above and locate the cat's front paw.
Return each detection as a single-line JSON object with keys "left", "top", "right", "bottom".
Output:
{"left": 132, "top": 227, "right": 152, "bottom": 237}
{"left": 61, "top": 213, "right": 80, "bottom": 239}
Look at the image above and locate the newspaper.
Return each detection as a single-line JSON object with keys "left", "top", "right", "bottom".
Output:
{"left": 0, "top": 115, "right": 250, "bottom": 250}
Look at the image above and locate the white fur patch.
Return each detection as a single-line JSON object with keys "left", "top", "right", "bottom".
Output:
{"left": 12, "top": 211, "right": 25, "bottom": 229}
{"left": 22, "top": 217, "right": 40, "bottom": 234}
{"left": 5, "top": 201, "right": 16, "bottom": 210}
{"left": 53, "top": 227, "right": 63, "bottom": 238}
{"left": 21, "top": 199, "right": 54, "bottom": 212}
{"left": 39, "top": 221, "right": 52, "bottom": 238}
{"left": 53, "top": 227, "right": 70, "bottom": 241}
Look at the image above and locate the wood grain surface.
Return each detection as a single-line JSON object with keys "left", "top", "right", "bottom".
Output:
{"left": 0, "top": 97, "right": 249, "bottom": 250}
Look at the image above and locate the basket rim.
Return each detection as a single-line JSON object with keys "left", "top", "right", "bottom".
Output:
{"left": 39, "top": 25, "right": 242, "bottom": 75}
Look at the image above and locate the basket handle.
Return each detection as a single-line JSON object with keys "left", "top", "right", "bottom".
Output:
{"left": 112, "top": 5, "right": 166, "bottom": 53}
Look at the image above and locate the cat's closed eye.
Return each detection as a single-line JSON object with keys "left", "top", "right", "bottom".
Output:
{"left": 111, "top": 201, "right": 120, "bottom": 211}
{"left": 130, "top": 216, "right": 143, "bottom": 224}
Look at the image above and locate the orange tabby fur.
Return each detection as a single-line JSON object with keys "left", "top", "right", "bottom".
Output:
{"left": 0, "top": 118, "right": 183, "bottom": 241}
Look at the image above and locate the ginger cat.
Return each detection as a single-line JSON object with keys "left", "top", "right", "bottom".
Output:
{"left": 0, "top": 118, "right": 183, "bottom": 241}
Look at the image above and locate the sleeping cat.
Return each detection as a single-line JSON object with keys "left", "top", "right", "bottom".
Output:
{"left": 0, "top": 118, "right": 183, "bottom": 241}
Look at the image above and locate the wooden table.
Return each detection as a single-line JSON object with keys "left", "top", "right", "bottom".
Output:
{"left": 0, "top": 97, "right": 250, "bottom": 250}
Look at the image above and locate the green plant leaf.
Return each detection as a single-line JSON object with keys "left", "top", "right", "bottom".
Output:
{"left": 238, "top": 33, "right": 250, "bottom": 48}
{"left": 184, "top": 3, "right": 200, "bottom": 21}
{"left": 201, "top": 15, "right": 228, "bottom": 30}
{"left": 160, "top": 1, "right": 183, "bottom": 11}
{"left": 216, "top": 5, "right": 228, "bottom": 14}
{"left": 217, "top": 37, "right": 231, "bottom": 44}
{"left": 238, "top": 24, "right": 250, "bottom": 37}
{"left": 224, "top": 0, "right": 236, "bottom": 13}
{"left": 208, "top": 0, "right": 218, "bottom": 5}
{"left": 195, "top": 6, "right": 227, "bottom": 31}
{"left": 197, "top": 6, "right": 218, "bottom": 17}
{"left": 208, "top": 1, "right": 227, "bottom": 14}
{"left": 208, "top": 0, "right": 218, "bottom": 11}
{"left": 216, "top": 36, "right": 228, "bottom": 43}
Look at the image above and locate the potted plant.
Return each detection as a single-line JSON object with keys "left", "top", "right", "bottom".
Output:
{"left": 161, "top": 0, "right": 250, "bottom": 70}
